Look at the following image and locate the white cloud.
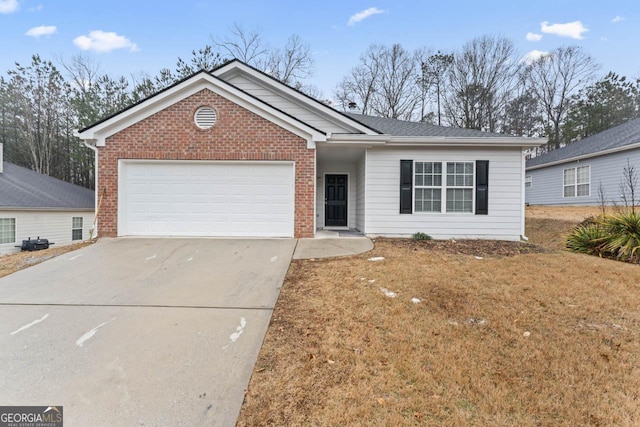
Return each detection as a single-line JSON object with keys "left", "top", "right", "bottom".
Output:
{"left": 29, "top": 4, "right": 43, "bottom": 12}
{"left": 540, "top": 20, "right": 588, "bottom": 39}
{"left": 522, "top": 50, "right": 550, "bottom": 64}
{"left": 612, "top": 16, "right": 625, "bottom": 23}
{"left": 25, "top": 25, "right": 57, "bottom": 37}
{"left": 348, "top": 7, "right": 385, "bottom": 26}
{"left": 73, "top": 30, "right": 139, "bottom": 53}
{"left": 0, "top": 0, "right": 19, "bottom": 13}
{"left": 526, "top": 32, "right": 542, "bottom": 41}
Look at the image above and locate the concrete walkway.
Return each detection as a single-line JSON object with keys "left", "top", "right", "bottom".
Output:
{"left": 293, "top": 232, "right": 374, "bottom": 259}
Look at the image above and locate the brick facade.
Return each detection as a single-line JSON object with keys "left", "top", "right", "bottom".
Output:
{"left": 97, "top": 88, "right": 315, "bottom": 238}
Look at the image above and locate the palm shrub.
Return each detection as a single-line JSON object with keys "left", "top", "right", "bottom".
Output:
{"left": 566, "top": 211, "right": 640, "bottom": 262}
{"left": 599, "top": 211, "right": 640, "bottom": 262}
{"left": 566, "top": 221, "right": 607, "bottom": 256}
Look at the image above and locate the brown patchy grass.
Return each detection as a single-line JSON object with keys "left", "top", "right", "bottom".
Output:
{"left": 0, "top": 241, "right": 95, "bottom": 278}
{"left": 238, "top": 209, "right": 640, "bottom": 426}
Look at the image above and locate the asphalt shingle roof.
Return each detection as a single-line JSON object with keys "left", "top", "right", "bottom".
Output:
{"left": 527, "top": 118, "right": 640, "bottom": 168}
{"left": 345, "top": 113, "right": 513, "bottom": 138}
{"left": 0, "top": 162, "right": 94, "bottom": 209}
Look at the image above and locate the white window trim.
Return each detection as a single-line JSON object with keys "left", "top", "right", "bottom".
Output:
{"left": 413, "top": 161, "right": 475, "bottom": 214}
{"left": 563, "top": 165, "right": 590, "bottom": 198}
{"left": 525, "top": 175, "right": 532, "bottom": 188}
{"left": 72, "top": 217, "right": 83, "bottom": 241}
{"left": 0, "top": 218, "right": 16, "bottom": 245}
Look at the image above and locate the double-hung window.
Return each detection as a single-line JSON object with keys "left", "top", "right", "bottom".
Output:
{"left": 0, "top": 218, "right": 16, "bottom": 244}
{"left": 446, "top": 162, "right": 474, "bottom": 212}
{"left": 563, "top": 165, "right": 590, "bottom": 197}
{"left": 72, "top": 217, "right": 83, "bottom": 241}
{"left": 414, "top": 161, "right": 474, "bottom": 213}
{"left": 414, "top": 162, "right": 442, "bottom": 212}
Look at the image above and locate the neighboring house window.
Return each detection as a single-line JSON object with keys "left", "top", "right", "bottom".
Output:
{"left": 525, "top": 175, "right": 532, "bottom": 187}
{"left": 0, "top": 218, "right": 16, "bottom": 244}
{"left": 414, "top": 161, "right": 474, "bottom": 213}
{"left": 414, "top": 162, "right": 442, "bottom": 212}
{"left": 72, "top": 217, "right": 83, "bottom": 241}
{"left": 563, "top": 166, "right": 590, "bottom": 197}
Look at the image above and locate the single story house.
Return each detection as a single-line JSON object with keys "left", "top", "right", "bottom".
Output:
{"left": 526, "top": 118, "right": 640, "bottom": 206}
{"left": 0, "top": 144, "right": 95, "bottom": 255}
{"left": 75, "top": 60, "right": 544, "bottom": 241}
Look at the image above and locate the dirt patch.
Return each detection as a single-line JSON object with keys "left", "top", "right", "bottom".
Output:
{"left": 388, "top": 237, "right": 547, "bottom": 257}
{"left": 526, "top": 205, "right": 602, "bottom": 222}
{"left": 0, "top": 241, "right": 95, "bottom": 278}
{"left": 238, "top": 211, "right": 640, "bottom": 426}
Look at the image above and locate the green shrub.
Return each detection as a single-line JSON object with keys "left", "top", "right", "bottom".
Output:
{"left": 566, "top": 211, "right": 640, "bottom": 262}
{"left": 566, "top": 223, "right": 607, "bottom": 256}
{"left": 599, "top": 211, "right": 640, "bottom": 262}
{"left": 412, "top": 232, "right": 432, "bottom": 241}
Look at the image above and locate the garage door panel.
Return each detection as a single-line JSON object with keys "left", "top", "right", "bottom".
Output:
{"left": 120, "top": 161, "right": 295, "bottom": 237}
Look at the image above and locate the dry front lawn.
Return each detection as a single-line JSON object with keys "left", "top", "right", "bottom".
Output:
{"left": 237, "top": 208, "right": 640, "bottom": 426}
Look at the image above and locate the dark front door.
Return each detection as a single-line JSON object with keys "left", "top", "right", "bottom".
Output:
{"left": 325, "top": 174, "right": 348, "bottom": 227}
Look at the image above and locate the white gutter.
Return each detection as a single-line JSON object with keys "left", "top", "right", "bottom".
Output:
{"left": 521, "top": 153, "right": 528, "bottom": 241}
{"left": 327, "top": 134, "right": 547, "bottom": 148}
{"left": 75, "top": 134, "right": 99, "bottom": 239}
{"left": 526, "top": 140, "right": 640, "bottom": 171}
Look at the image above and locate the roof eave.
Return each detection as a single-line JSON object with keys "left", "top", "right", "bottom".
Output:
{"left": 326, "top": 134, "right": 546, "bottom": 148}
{"left": 526, "top": 140, "right": 640, "bottom": 170}
{"left": 75, "top": 72, "right": 327, "bottom": 147}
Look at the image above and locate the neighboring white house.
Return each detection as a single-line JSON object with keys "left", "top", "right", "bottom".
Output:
{"left": 0, "top": 144, "right": 95, "bottom": 255}
{"left": 75, "top": 60, "right": 545, "bottom": 242}
{"left": 526, "top": 118, "right": 640, "bottom": 206}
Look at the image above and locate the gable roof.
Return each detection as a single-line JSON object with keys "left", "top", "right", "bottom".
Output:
{"left": 211, "top": 59, "right": 381, "bottom": 135}
{"left": 345, "top": 113, "right": 514, "bottom": 138}
{"left": 527, "top": 118, "right": 640, "bottom": 169}
{"left": 0, "top": 162, "right": 94, "bottom": 210}
{"left": 76, "top": 69, "right": 327, "bottom": 146}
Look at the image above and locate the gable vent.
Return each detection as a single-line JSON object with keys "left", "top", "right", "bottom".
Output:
{"left": 194, "top": 107, "right": 217, "bottom": 129}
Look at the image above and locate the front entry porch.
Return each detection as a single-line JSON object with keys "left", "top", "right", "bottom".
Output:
{"left": 316, "top": 145, "right": 366, "bottom": 233}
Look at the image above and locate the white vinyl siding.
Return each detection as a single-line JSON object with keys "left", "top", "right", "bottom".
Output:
{"left": 355, "top": 152, "right": 366, "bottom": 232}
{"left": 0, "top": 211, "right": 94, "bottom": 256}
{"left": 225, "top": 74, "right": 355, "bottom": 134}
{"left": 0, "top": 218, "right": 16, "bottom": 244}
{"left": 563, "top": 165, "right": 590, "bottom": 198}
{"left": 365, "top": 147, "right": 524, "bottom": 241}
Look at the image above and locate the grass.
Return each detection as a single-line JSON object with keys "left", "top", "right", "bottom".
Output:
{"left": 237, "top": 206, "right": 640, "bottom": 426}
{"left": 0, "top": 241, "right": 95, "bottom": 278}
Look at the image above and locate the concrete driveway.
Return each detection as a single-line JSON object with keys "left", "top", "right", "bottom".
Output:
{"left": 0, "top": 238, "right": 296, "bottom": 426}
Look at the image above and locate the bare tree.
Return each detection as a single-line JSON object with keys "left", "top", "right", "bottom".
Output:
{"left": 444, "top": 35, "right": 520, "bottom": 132}
{"left": 619, "top": 158, "right": 638, "bottom": 213}
{"left": 421, "top": 50, "right": 453, "bottom": 125}
{"left": 525, "top": 46, "right": 599, "bottom": 149}
{"left": 212, "top": 23, "right": 267, "bottom": 64}
{"left": 334, "top": 44, "right": 421, "bottom": 120}
{"left": 262, "top": 35, "right": 314, "bottom": 87}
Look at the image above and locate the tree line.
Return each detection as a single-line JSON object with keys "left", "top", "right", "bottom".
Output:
{"left": 336, "top": 35, "right": 640, "bottom": 152}
{"left": 1, "top": 29, "right": 638, "bottom": 189}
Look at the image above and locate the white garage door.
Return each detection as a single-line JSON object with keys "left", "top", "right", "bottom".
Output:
{"left": 119, "top": 161, "right": 295, "bottom": 237}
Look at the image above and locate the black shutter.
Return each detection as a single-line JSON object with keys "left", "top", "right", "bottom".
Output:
{"left": 400, "top": 160, "right": 413, "bottom": 214}
{"left": 475, "top": 160, "right": 489, "bottom": 215}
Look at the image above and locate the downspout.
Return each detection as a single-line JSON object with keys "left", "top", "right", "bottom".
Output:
{"left": 79, "top": 138, "right": 99, "bottom": 239}
{"left": 520, "top": 152, "right": 528, "bottom": 241}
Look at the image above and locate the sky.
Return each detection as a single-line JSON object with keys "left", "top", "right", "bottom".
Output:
{"left": 0, "top": 0, "right": 638, "bottom": 100}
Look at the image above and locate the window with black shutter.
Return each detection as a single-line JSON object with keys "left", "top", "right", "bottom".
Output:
{"left": 400, "top": 160, "right": 413, "bottom": 214}
{"left": 475, "top": 160, "right": 489, "bottom": 215}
